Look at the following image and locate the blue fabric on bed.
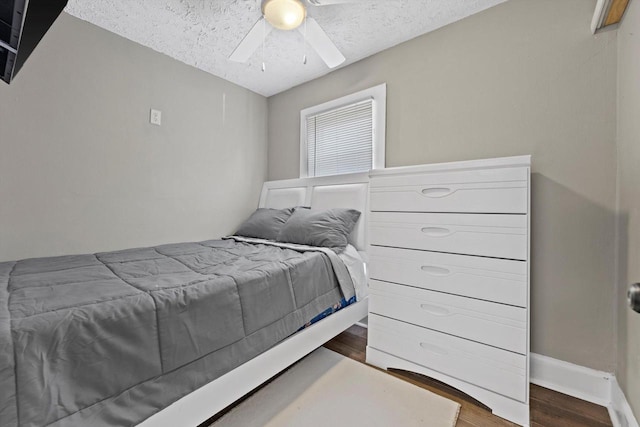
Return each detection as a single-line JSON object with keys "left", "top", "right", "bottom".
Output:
{"left": 298, "top": 295, "right": 358, "bottom": 331}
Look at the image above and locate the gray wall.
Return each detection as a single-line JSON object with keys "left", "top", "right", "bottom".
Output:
{"left": 268, "top": 0, "right": 618, "bottom": 371}
{"left": 616, "top": 0, "right": 640, "bottom": 417}
{"left": 0, "top": 13, "right": 268, "bottom": 262}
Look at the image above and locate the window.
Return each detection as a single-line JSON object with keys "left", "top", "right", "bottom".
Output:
{"left": 300, "top": 83, "right": 386, "bottom": 178}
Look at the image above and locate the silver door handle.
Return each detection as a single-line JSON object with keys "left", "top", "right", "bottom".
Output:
{"left": 629, "top": 283, "right": 640, "bottom": 314}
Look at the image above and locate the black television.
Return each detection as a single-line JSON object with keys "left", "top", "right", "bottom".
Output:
{"left": 1, "top": 0, "right": 68, "bottom": 84}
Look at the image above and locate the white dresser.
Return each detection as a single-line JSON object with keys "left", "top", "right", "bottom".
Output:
{"left": 366, "top": 156, "right": 531, "bottom": 426}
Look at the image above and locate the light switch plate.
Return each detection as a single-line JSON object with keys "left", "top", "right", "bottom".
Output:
{"left": 150, "top": 109, "right": 162, "bottom": 126}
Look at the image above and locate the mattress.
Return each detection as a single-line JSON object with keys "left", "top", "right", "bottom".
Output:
{"left": 0, "top": 238, "right": 358, "bottom": 427}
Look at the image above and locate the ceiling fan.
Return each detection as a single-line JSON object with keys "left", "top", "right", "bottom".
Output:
{"left": 229, "top": 0, "right": 362, "bottom": 69}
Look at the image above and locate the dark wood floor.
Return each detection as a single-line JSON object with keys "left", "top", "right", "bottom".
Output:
{"left": 324, "top": 325, "right": 613, "bottom": 427}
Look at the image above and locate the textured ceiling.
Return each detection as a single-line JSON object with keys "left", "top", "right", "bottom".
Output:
{"left": 64, "top": 0, "right": 507, "bottom": 97}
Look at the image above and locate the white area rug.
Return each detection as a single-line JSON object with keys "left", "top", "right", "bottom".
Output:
{"left": 212, "top": 348, "right": 460, "bottom": 427}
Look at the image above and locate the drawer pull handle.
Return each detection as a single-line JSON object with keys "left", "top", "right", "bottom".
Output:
{"left": 421, "top": 227, "right": 452, "bottom": 237}
{"left": 420, "top": 303, "right": 452, "bottom": 316}
{"left": 421, "top": 187, "right": 454, "bottom": 198}
{"left": 419, "top": 342, "right": 449, "bottom": 356}
{"left": 421, "top": 265, "right": 451, "bottom": 276}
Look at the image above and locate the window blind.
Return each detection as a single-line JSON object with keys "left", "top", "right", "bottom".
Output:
{"left": 306, "top": 99, "right": 373, "bottom": 177}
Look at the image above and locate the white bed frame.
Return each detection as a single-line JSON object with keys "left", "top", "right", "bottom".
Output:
{"left": 139, "top": 172, "right": 370, "bottom": 427}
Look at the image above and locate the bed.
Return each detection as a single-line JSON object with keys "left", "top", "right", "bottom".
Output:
{"left": 0, "top": 173, "right": 370, "bottom": 427}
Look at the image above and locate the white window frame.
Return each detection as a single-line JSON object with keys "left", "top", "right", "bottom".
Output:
{"left": 299, "top": 83, "right": 386, "bottom": 178}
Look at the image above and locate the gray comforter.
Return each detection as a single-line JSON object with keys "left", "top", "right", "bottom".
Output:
{"left": 0, "top": 238, "right": 355, "bottom": 427}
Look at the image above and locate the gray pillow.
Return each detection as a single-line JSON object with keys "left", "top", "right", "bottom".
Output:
{"left": 235, "top": 207, "right": 295, "bottom": 240}
{"left": 276, "top": 208, "right": 361, "bottom": 252}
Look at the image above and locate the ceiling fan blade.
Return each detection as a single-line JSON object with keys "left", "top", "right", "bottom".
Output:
{"left": 307, "top": 0, "right": 366, "bottom": 5}
{"left": 229, "top": 18, "right": 273, "bottom": 63}
{"left": 299, "top": 17, "right": 345, "bottom": 68}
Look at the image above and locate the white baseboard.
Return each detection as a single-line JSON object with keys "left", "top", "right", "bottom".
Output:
{"left": 530, "top": 353, "right": 613, "bottom": 406}
{"left": 609, "top": 377, "right": 640, "bottom": 427}
{"left": 355, "top": 321, "right": 368, "bottom": 328}
{"left": 530, "top": 353, "right": 639, "bottom": 427}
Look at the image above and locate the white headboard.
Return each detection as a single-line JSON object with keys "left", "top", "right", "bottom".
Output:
{"left": 259, "top": 172, "right": 370, "bottom": 252}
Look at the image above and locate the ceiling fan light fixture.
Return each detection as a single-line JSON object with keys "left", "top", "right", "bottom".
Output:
{"left": 262, "top": 0, "right": 307, "bottom": 31}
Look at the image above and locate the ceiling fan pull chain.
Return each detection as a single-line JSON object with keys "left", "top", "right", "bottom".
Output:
{"left": 303, "top": 17, "right": 307, "bottom": 65}
{"left": 262, "top": 18, "right": 266, "bottom": 72}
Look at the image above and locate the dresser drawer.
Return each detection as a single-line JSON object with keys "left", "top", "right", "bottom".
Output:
{"left": 369, "top": 280, "right": 527, "bottom": 354}
{"left": 370, "top": 167, "right": 528, "bottom": 214}
{"left": 369, "top": 246, "right": 527, "bottom": 307}
{"left": 370, "top": 212, "right": 527, "bottom": 260}
{"left": 368, "top": 314, "right": 527, "bottom": 402}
